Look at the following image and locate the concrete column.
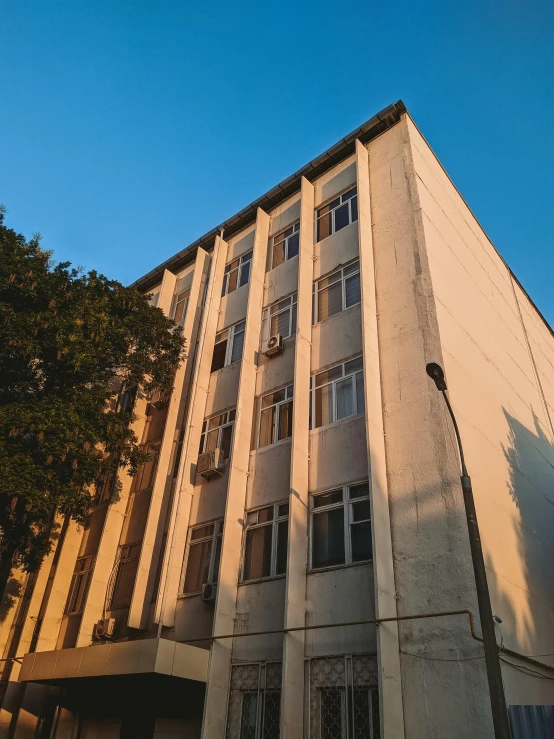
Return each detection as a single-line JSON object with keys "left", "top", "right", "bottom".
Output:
{"left": 201, "top": 209, "right": 271, "bottom": 739}
{"left": 154, "top": 237, "right": 228, "bottom": 628}
{"left": 129, "top": 250, "right": 211, "bottom": 628}
{"left": 355, "top": 139, "right": 405, "bottom": 738}
{"left": 280, "top": 177, "right": 314, "bottom": 739}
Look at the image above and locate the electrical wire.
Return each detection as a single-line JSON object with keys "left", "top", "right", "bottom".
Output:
{"left": 401, "top": 649, "right": 484, "bottom": 663}
{"left": 500, "top": 657, "right": 554, "bottom": 681}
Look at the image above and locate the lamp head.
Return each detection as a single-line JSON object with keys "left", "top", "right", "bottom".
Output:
{"left": 426, "top": 362, "right": 447, "bottom": 391}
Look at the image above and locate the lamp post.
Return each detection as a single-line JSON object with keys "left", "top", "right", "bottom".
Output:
{"left": 425, "top": 362, "right": 512, "bottom": 739}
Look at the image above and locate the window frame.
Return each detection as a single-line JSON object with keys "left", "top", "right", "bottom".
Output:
{"left": 133, "top": 441, "right": 161, "bottom": 492}
{"left": 221, "top": 250, "right": 253, "bottom": 297}
{"left": 65, "top": 555, "right": 95, "bottom": 616}
{"left": 309, "top": 481, "right": 372, "bottom": 571}
{"left": 258, "top": 385, "right": 294, "bottom": 449}
{"left": 315, "top": 186, "right": 358, "bottom": 242}
{"left": 312, "top": 259, "right": 360, "bottom": 324}
{"left": 211, "top": 320, "right": 246, "bottom": 372}
{"left": 181, "top": 519, "right": 223, "bottom": 595}
{"left": 270, "top": 220, "right": 300, "bottom": 270}
{"left": 109, "top": 542, "right": 142, "bottom": 610}
{"left": 310, "top": 357, "right": 364, "bottom": 430}
{"left": 261, "top": 293, "right": 298, "bottom": 343}
{"left": 199, "top": 408, "right": 236, "bottom": 460}
{"left": 172, "top": 288, "right": 190, "bottom": 325}
{"left": 241, "top": 502, "right": 289, "bottom": 583}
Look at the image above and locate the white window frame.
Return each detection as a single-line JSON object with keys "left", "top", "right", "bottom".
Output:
{"left": 241, "top": 502, "right": 289, "bottom": 582}
{"left": 181, "top": 519, "right": 223, "bottom": 595}
{"left": 172, "top": 288, "right": 190, "bottom": 324}
{"left": 109, "top": 542, "right": 141, "bottom": 610}
{"left": 199, "top": 408, "right": 236, "bottom": 459}
{"left": 315, "top": 187, "right": 358, "bottom": 242}
{"left": 309, "top": 482, "right": 372, "bottom": 571}
{"left": 258, "top": 385, "right": 294, "bottom": 448}
{"left": 222, "top": 250, "right": 253, "bottom": 297}
{"left": 270, "top": 221, "right": 300, "bottom": 270}
{"left": 310, "top": 357, "right": 364, "bottom": 429}
{"left": 262, "top": 293, "right": 297, "bottom": 343}
{"left": 312, "top": 260, "right": 360, "bottom": 324}
{"left": 211, "top": 320, "right": 246, "bottom": 372}
{"left": 65, "top": 555, "right": 95, "bottom": 615}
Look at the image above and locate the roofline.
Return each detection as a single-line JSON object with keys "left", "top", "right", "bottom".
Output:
{"left": 131, "top": 100, "right": 407, "bottom": 293}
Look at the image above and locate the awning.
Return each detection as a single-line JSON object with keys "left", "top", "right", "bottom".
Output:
{"left": 18, "top": 638, "right": 208, "bottom": 685}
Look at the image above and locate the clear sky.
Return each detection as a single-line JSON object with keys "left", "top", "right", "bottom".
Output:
{"left": 2, "top": 1, "right": 553, "bottom": 322}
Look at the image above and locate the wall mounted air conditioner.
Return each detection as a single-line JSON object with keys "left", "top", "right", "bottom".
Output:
{"left": 197, "top": 448, "right": 225, "bottom": 480}
{"left": 262, "top": 334, "right": 283, "bottom": 357}
{"left": 201, "top": 582, "right": 217, "bottom": 606}
{"left": 94, "top": 617, "right": 116, "bottom": 640}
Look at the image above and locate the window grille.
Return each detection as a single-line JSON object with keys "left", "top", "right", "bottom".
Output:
{"left": 226, "top": 662, "right": 282, "bottom": 739}
{"left": 308, "top": 655, "right": 379, "bottom": 739}
{"left": 109, "top": 542, "right": 141, "bottom": 610}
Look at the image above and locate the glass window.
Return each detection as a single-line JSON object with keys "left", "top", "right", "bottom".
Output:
{"left": 310, "top": 482, "right": 372, "bottom": 570}
{"left": 242, "top": 503, "right": 289, "bottom": 582}
{"left": 109, "top": 543, "right": 141, "bottom": 609}
{"left": 134, "top": 442, "right": 161, "bottom": 491}
{"left": 211, "top": 320, "right": 246, "bottom": 372}
{"left": 222, "top": 250, "right": 253, "bottom": 297}
{"left": 173, "top": 288, "right": 190, "bottom": 324}
{"left": 316, "top": 188, "right": 358, "bottom": 242}
{"left": 271, "top": 221, "right": 300, "bottom": 269}
{"left": 313, "top": 260, "right": 360, "bottom": 323}
{"left": 182, "top": 520, "right": 223, "bottom": 594}
{"left": 310, "top": 358, "right": 364, "bottom": 429}
{"left": 259, "top": 385, "right": 293, "bottom": 448}
{"left": 199, "top": 409, "right": 235, "bottom": 460}
{"left": 65, "top": 555, "right": 95, "bottom": 615}
{"left": 262, "top": 293, "right": 297, "bottom": 343}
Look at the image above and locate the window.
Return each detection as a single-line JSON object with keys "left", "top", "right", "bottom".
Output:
{"left": 200, "top": 409, "right": 235, "bottom": 459}
{"left": 173, "top": 288, "right": 190, "bottom": 324}
{"left": 222, "top": 250, "right": 253, "bottom": 297}
{"left": 182, "top": 520, "right": 223, "bottom": 594}
{"left": 65, "top": 555, "right": 95, "bottom": 615}
{"left": 242, "top": 503, "right": 289, "bottom": 582}
{"left": 133, "top": 441, "right": 161, "bottom": 491}
{"left": 211, "top": 320, "right": 246, "bottom": 372}
{"left": 310, "top": 357, "right": 364, "bottom": 429}
{"left": 227, "top": 663, "right": 282, "bottom": 739}
{"left": 316, "top": 187, "right": 358, "bottom": 242}
{"left": 109, "top": 543, "right": 141, "bottom": 610}
{"left": 271, "top": 221, "right": 299, "bottom": 269}
{"left": 262, "top": 293, "right": 297, "bottom": 342}
{"left": 258, "top": 385, "right": 293, "bottom": 448}
{"left": 313, "top": 260, "right": 360, "bottom": 323}
{"left": 310, "top": 482, "right": 371, "bottom": 569}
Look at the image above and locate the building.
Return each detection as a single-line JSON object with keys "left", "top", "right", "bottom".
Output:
{"left": 1, "top": 101, "right": 554, "bottom": 738}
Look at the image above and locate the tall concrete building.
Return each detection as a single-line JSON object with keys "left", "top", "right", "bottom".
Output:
{"left": 1, "top": 101, "right": 554, "bottom": 739}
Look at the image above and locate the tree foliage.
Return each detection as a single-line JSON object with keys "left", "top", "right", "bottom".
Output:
{"left": 0, "top": 208, "right": 185, "bottom": 589}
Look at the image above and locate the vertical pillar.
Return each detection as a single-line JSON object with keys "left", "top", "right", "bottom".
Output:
{"left": 280, "top": 177, "right": 314, "bottom": 739}
{"left": 355, "top": 139, "right": 405, "bottom": 738}
{"left": 129, "top": 248, "right": 211, "bottom": 628}
{"left": 201, "top": 209, "right": 270, "bottom": 739}
{"left": 154, "top": 236, "right": 228, "bottom": 627}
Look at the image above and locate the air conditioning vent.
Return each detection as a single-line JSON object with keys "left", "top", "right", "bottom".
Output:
{"left": 201, "top": 582, "right": 217, "bottom": 605}
{"left": 197, "top": 447, "right": 225, "bottom": 480}
{"left": 262, "top": 334, "right": 283, "bottom": 357}
{"left": 94, "top": 617, "right": 116, "bottom": 640}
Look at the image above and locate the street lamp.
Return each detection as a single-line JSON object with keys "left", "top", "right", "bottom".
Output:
{"left": 425, "top": 362, "right": 512, "bottom": 739}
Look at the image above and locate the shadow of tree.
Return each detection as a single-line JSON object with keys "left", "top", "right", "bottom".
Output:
{"left": 0, "top": 576, "right": 23, "bottom": 623}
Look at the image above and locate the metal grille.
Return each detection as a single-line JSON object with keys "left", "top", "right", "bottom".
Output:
{"left": 309, "top": 655, "right": 379, "bottom": 739}
{"left": 226, "top": 662, "right": 282, "bottom": 739}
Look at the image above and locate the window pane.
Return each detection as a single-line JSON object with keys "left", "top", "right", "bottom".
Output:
{"left": 291, "top": 303, "right": 297, "bottom": 335}
{"left": 277, "top": 399, "right": 293, "bottom": 441}
{"left": 205, "top": 428, "right": 219, "bottom": 453}
{"left": 287, "top": 232, "right": 299, "bottom": 260}
{"left": 259, "top": 406, "right": 276, "bottom": 447}
{"left": 351, "top": 195, "right": 358, "bottom": 223}
{"left": 208, "top": 413, "right": 225, "bottom": 430}
{"left": 240, "top": 693, "right": 258, "bottom": 739}
{"left": 345, "top": 357, "right": 363, "bottom": 375}
{"left": 313, "top": 508, "right": 345, "bottom": 568}
{"left": 273, "top": 241, "right": 285, "bottom": 269}
{"left": 184, "top": 540, "right": 211, "bottom": 593}
{"left": 313, "top": 489, "right": 343, "bottom": 508}
{"left": 241, "top": 250, "right": 253, "bottom": 263}
{"left": 191, "top": 524, "right": 214, "bottom": 540}
{"left": 315, "top": 365, "right": 343, "bottom": 387}
{"left": 212, "top": 536, "right": 222, "bottom": 582}
{"left": 342, "top": 187, "right": 356, "bottom": 202}
{"left": 318, "top": 281, "right": 342, "bottom": 321}
{"left": 243, "top": 526, "right": 272, "bottom": 580}
{"left": 258, "top": 506, "right": 273, "bottom": 523}
{"left": 351, "top": 521, "right": 372, "bottom": 562}
{"left": 211, "top": 339, "right": 227, "bottom": 372}
{"left": 262, "top": 388, "right": 286, "bottom": 407}
{"left": 317, "top": 212, "right": 332, "bottom": 241}
{"left": 278, "top": 503, "right": 289, "bottom": 518}
{"left": 352, "top": 500, "right": 371, "bottom": 521}
{"left": 239, "top": 260, "right": 251, "bottom": 287}
{"left": 262, "top": 691, "right": 281, "bottom": 739}
{"left": 272, "top": 308, "right": 291, "bottom": 338}
{"left": 345, "top": 272, "right": 361, "bottom": 308}
{"left": 228, "top": 268, "right": 238, "bottom": 294}
{"left": 231, "top": 328, "right": 245, "bottom": 363}
{"left": 349, "top": 482, "right": 369, "bottom": 499}
{"left": 315, "top": 385, "right": 333, "bottom": 428}
{"left": 318, "top": 270, "right": 342, "bottom": 289}
{"left": 220, "top": 424, "right": 233, "bottom": 458}
{"left": 334, "top": 202, "right": 350, "bottom": 232}
{"left": 356, "top": 371, "right": 365, "bottom": 415}
{"left": 276, "top": 520, "right": 288, "bottom": 575}
{"left": 336, "top": 377, "right": 354, "bottom": 420}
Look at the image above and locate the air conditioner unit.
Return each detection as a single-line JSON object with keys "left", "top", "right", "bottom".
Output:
{"left": 197, "top": 447, "right": 225, "bottom": 480}
{"left": 94, "top": 617, "right": 116, "bottom": 640}
{"left": 262, "top": 334, "right": 283, "bottom": 357}
{"left": 201, "top": 582, "right": 217, "bottom": 606}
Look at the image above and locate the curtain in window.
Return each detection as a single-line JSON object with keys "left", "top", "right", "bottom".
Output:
{"left": 315, "top": 385, "right": 333, "bottom": 427}
{"left": 318, "top": 281, "right": 342, "bottom": 321}
{"left": 184, "top": 540, "right": 212, "bottom": 593}
{"left": 313, "top": 508, "right": 345, "bottom": 568}
{"left": 244, "top": 526, "right": 272, "bottom": 580}
{"left": 259, "top": 406, "right": 277, "bottom": 448}
{"left": 277, "top": 400, "right": 293, "bottom": 441}
{"left": 272, "top": 308, "right": 291, "bottom": 338}
{"left": 335, "top": 378, "right": 354, "bottom": 420}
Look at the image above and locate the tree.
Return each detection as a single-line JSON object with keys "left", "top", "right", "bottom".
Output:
{"left": 0, "top": 208, "right": 185, "bottom": 597}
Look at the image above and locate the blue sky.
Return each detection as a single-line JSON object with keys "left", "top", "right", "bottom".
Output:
{"left": 2, "top": 0, "right": 553, "bottom": 322}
